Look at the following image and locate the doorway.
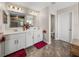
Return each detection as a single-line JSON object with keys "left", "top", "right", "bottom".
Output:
{"left": 51, "top": 15, "right": 55, "bottom": 39}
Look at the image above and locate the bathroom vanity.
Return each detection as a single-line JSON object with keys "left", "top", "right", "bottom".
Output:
{"left": 0, "top": 27, "right": 43, "bottom": 56}
{"left": 0, "top": 3, "right": 43, "bottom": 56}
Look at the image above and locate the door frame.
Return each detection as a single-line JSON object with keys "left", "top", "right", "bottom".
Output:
{"left": 49, "top": 14, "right": 56, "bottom": 44}
{"left": 50, "top": 15, "right": 55, "bottom": 39}
{"left": 69, "top": 12, "right": 72, "bottom": 43}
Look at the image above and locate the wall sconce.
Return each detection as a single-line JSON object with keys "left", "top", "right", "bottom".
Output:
{"left": 10, "top": 5, "right": 13, "bottom": 9}
{"left": 8, "top": 5, "right": 22, "bottom": 11}
{"left": 29, "top": 11, "right": 39, "bottom": 16}
{"left": 15, "top": 6, "right": 17, "bottom": 10}
{"left": 18, "top": 8, "right": 21, "bottom": 11}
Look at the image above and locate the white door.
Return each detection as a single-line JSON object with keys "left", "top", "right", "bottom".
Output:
{"left": 58, "top": 12, "right": 72, "bottom": 42}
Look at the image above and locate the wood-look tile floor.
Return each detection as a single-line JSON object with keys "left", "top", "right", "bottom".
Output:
{"left": 26, "top": 40, "right": 71, "bottom": 57}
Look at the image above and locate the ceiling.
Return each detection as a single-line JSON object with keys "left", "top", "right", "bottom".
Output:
{"left": 51, "top": 2, "right": 77, "bottom": 10}
{"left": 12, "top": 2, "right": 77, "bottom": 11}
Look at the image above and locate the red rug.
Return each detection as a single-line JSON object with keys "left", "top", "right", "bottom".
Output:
{"left": 5, "top": 49, "right": 26, "bottom": 57}
{"left": 34, "top": 41, "right": 47, "bottom": 49}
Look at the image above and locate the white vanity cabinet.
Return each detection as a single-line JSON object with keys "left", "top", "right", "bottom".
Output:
{"left": 4, "top": 35, "right": 17, "bottom": 55}
{"left": 4, "top": 27, "right": 43, "bottom": 56}
{"left": 36, "top": 29, "right": 43, "bottom": 42}
{"left": 0, "top": 42, "right": 5, "bottom": 57}
{"left": 25, "top": 29, "right": 34, "bottom": 47}
{"left": 33, "top": 28, "right": 43, "bottom": 44}
{"left": 14, "top": 33, "right": 26, "bottom": 51}
{"left": 4, "top": 33, "right": 26, "bottom": 56}
{"left": 25, "top": 27, "right": 43, "bottom": 47}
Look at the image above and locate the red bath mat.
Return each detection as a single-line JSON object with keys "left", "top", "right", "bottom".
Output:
{"left": 34, "top": 41, "right": 47, "bottom": 49}
{"left": 5, "top": 49, "right": 27, "bottom": 57}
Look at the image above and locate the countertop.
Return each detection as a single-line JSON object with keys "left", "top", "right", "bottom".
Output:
{"left": 3, "top": 30, "right": 27, "bottom": 35}
{"left": 3, "top": 27, "right": 29, "bottom": 35}
{"left": 3, "top": 27, "right": 41, "bottom": 35}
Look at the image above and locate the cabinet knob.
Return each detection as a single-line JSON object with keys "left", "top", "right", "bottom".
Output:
{"left": 14, "top": 40, "right": 16, "bottom": 44}
{"left": 17, "top": 40, "right": 18, "bottom": 44}
{"left": 14, "top": 40, "right": 18, "bottom": 44}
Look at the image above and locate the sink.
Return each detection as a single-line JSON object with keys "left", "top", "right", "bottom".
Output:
{"left": 13, "top": 29, "right": 18, "bottom": 32}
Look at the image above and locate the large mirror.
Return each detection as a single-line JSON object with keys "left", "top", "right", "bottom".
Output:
{"left": 26, "top": 15, "right": 34, "bottom": 26}
{"left": 9, "top": 11, "right": 25, "bottom": 28}
{"left": 3, "top": 11, "right": 7, "bottom": 24}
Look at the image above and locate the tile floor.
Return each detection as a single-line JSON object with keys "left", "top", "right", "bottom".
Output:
{"left": 26, "top": 40, "right": 71, "bottom": 57}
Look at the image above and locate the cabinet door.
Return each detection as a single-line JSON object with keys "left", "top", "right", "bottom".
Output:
{"left": 37, "top": 29, "right": 43, "bottom": 42}
{"left": 0, "top": 42, "right": 5, "bottom": 57}
{"left": 4, "top": 35, "right": 17, "bottom": 56}
{"left": 33, "top": 27, "right": 39, "bottom": 44}
{"left": 16, "top": 33, "right": 26, "bottom": 50}
{"left": 26, "top": 29, "right": 34, "bottom": 47}
{"left": 33, "top": 28, "right": 43, "bottom": 44}
{"left": 33, "top": 31, "right": 39, "bottom": 44}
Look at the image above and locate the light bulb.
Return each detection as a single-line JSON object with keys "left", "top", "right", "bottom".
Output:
{"left": 10, "top": 5, "right": 13, "bottom": 9}
{"left": 19, "top": 8, "right": 21, "bottom": 11}
{"left": 15, "top": 6, "right": 17, "bottom": 10}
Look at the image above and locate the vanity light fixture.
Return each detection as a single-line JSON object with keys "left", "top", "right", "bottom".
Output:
{"left": 18, "top": 8, "right": 22, "bottom": 11}
{"left": 15, "top": 6, "right": 17, "bottom": 10}
{"left": 17, "top": 8, "right": 19, "bottom": 10}
{"left": 12, "top": 6, "right": 15, "bottom": 9}
{"left": 8, "top": 5, "right": 22, "bottom": 11}
{"left": 9, "top": 5, "right": 13, "bottom": 9}
{"left": 29, "top": 11, "right": 39, "bottom": 16}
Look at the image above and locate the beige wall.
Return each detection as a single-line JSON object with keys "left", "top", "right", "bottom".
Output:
{"left": 38, "top": 7, "right": 49, "bottom": 43}
{"left": 37, "top": 6, "right": 57, "bottom": 44}
{"left": 36, "top": 5, "right": 57, "bottom": 44}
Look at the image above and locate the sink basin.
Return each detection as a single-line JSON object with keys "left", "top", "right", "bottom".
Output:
{"left": 13, "top": 29, "right": 18, "bottom": 32}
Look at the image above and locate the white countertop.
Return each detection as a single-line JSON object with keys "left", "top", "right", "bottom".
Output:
{"left": 3, "top": 27, "right": 41, "bottom": 35}
{"left": 3, "top": 27, "right": 28, "bottom": 35}
{"left": 3, "top": 30, "right": 27, "bottom": 35}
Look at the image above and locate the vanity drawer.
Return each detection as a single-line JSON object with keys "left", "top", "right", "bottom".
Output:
{"left": 9, "top": 33, "right": 25, "bottom": 39}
